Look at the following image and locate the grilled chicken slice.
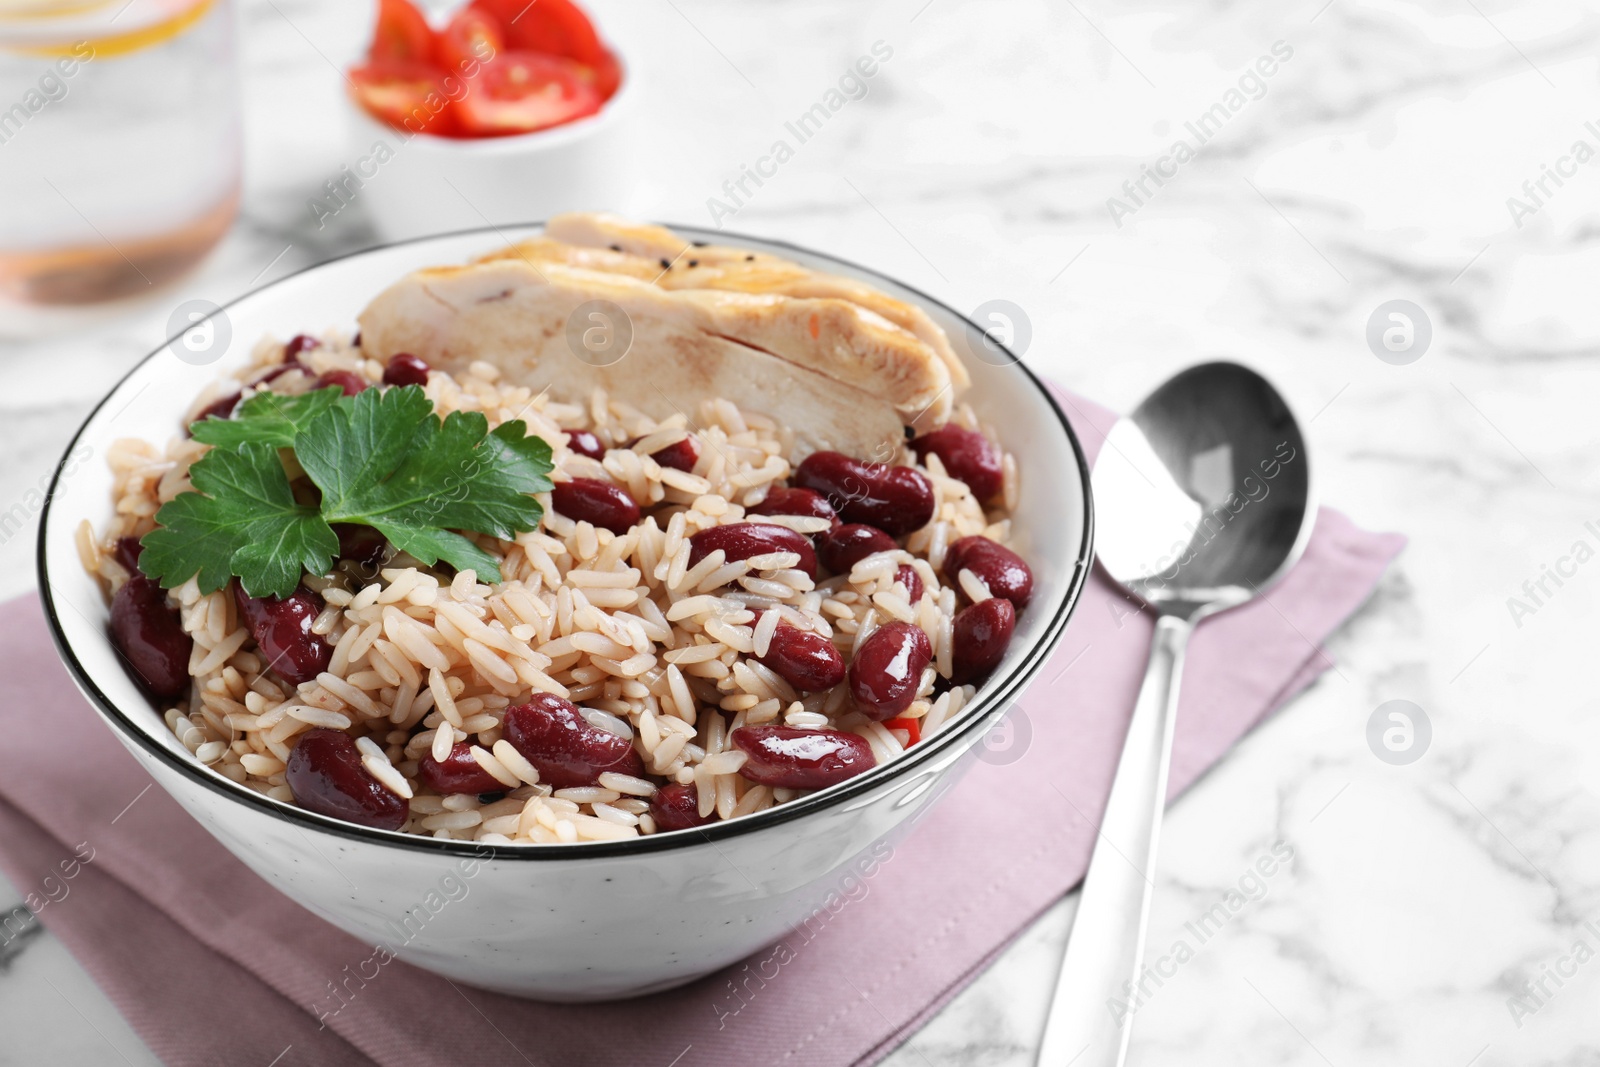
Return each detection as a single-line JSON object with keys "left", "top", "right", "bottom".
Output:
{"left": 541, "top": 213, "right": 737, "bottom": 264}
{"left": 367, "top": 257, "right": 950, "bottom": 423}
{"left": 357, "top": 259, "right": 916, "bottom": 461}
{"left": 518, "top": 213, "right": 971, "bottom": 392}
{"left": 480, "top": 236, "right": 659, "bottom": 280}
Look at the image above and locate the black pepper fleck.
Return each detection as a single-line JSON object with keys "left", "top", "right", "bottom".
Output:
{"left": 609, "top": 244, "right": 622, "bottom": 252}
{"left": 688, "top": 259, "right": 699, "bottom": 268}
{"left": 659, "top": 258, "right": 671, "bottom": 269}
{"left": 745, "top": 254, "right": 755, "bottom": 261}
{"left": 691, "top": 240, "right": 708, "bottom": 247}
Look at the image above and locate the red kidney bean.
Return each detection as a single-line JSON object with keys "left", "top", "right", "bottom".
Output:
{"left": 687, "top": 523, "right": 818, "bottom": 579}
{"left": 755, "top": 614, "right": 845, "bottom": 693}
{"left": 894, "top": 564, "right": 924, "bottom": 604}
{"left": 649, "top": 782, "right": 714, "bottom": 832}
{"left": 749, "top": 486, "right": 837, "bottom": 524}
{"left": 233, "top": 583, "right": 333, "bottom": 686}
{"left": 189, "top": 391, "right": 241, "bottom": 432}
{"left": 283, "top": 334, "right": 320, "bottom": 361}
{"left": 816, "top": 523, "right": 896, "bottom": 576}
{"left": 503, "top": 693, "right": 645, "bottom": 789}
{"left": 109, "top": 573, "right": 193, "bottom": 698}
{"left": 848, "top": 621, "right": 932, "bottom": 721}
{"left": 286, "top": 729, "right": 408, "bottom": 831}
{"left": 911, "top": 425, "right": 1003, "bottom": 501}
{"left": 111, "top": 535, "right": 144, "bottom": 574}
{"left": 381, "top": 352, "right": 430, "bottom": 388}
{"left": 332, "top": 523, "right": 389, "bottom": 572}
{"left": 315, "top": 369, "right": 368, "bottom": 396}
{"left": 551, "top": 478, "right": 640, "bottom": 535}
{"left": 951, "top": 596, "right": 1016, "bottom": 684}
{"left": 731, "top": 725, "right": 877, "bottom": 789}
{"left": 793, "top": 451, "right": 935, "bottom": 536}
{"left": 563, "top": 428, "right": 605, "bottom": 461}
{"left": 637, "top": 434, "right": 700, "bottom": 472}
{"left": 418, "top": 743, "right": 505, "bottom": 795}
{"left": 944, "top": 536, "right": 1034, "bottom": 609}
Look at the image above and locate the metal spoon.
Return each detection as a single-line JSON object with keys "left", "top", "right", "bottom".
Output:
{"left": 1034, "top": 362, "right": 1314, "bottom": 1067}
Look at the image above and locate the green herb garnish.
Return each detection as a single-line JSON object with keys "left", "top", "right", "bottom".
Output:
{"left": 190, "top": 386, "right": 345, "bottom": 449}
{"left": 141, "top": 385, "right": 554, "bottom": 599}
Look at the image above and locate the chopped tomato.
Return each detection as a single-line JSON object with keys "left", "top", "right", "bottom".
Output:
{"left": 438, "top": 6, "right": 504, "bottom": 74}
{"left": 349, "top": 60, "right": 461, "bottom": 137}
{"left": 883, "top": 716, "right": 922, "bottom": 746}
{"left": 352, "top": 1, "right": 615, "bottom": 139}
{"left": 455, "top": 51, "right": 601, "bottom": 137}
{"left": 471, "top": 0, "right": 606, "bottom": 66}
{"left": 576, "top": 49, "right": 621, "bottom": 101}
{"left": 368, "top": 0, "right": 437, "bottom": 65}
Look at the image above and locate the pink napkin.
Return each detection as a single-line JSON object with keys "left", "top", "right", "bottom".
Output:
{"left": 0, "top": 393, "right": 1404, "bottom": 1067}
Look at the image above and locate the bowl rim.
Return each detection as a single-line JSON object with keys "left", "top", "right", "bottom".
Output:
{"left": 36, "top": 221, "right": 1096, "bottom": 861}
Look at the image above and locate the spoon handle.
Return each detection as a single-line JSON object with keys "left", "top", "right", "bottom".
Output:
{"left": 1035, "top": 612, "right": 1193, "bottom": 1067}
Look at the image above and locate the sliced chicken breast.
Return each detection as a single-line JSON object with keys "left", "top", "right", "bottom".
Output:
{"left": 532, "top": 213, "right": 971, "bottom": 391}
{"left": 357, "top": 259, "right": 914, "bottom": 461}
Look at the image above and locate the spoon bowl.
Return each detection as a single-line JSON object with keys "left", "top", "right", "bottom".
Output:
{"left": 1093, "top": 361, "right": 1312, "bottom": 617}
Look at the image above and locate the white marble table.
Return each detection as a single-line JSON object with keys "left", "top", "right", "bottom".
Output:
{"left": 3, "top": 0, "right": 1599, "bottom": 1063}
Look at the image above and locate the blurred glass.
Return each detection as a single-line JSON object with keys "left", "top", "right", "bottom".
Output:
{"left": 0, "top": 0, "right": 240, "bottom": 305}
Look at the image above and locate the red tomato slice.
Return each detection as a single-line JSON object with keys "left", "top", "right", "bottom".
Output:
{"left": 576, "top": 50, "right": 621, "bottom": 101}
{"left": 471, "top": 0, "right": 606, "bottom": 66}
{"left": 368, "top": 0, "right": 437, "bottom": 65}
{"left": 438, "top": 7, "right": 505, "bottom": 74}
{"left": 349, "top": 60, "right": 460, "bottom": 137}
{"left": 456, "top": 51, "right": 601, "bottom": 137}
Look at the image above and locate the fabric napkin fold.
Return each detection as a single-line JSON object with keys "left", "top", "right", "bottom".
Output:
{"left": 0, "top": 393, "right": 1405, "bottom": 1067}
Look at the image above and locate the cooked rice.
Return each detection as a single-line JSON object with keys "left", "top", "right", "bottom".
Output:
{"left": 89, "top": 330, "right": 1021, "bottom": 843}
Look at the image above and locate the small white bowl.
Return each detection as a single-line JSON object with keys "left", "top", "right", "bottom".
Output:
{"left": 339, "top": 55, "right": 638, "bottom": 242}
{"left": 38, "top": 224, "right": 1094, "bottom": 1000}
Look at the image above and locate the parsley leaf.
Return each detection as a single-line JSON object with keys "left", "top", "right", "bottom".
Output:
{"left": 190, "top": 386, "right": 345, "bottom": 449}
{"left": 297, "top": 387, "right": 553, "bottom": 580}
{"left": 140, "top": 443, "right": 338, "bottom": 598}
{"left": 140, "top": 384, "right": 554, "bottom": 598}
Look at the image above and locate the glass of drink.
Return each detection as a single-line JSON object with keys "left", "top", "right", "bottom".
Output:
{"left": 0, "top": 0, "right": 241, "bottom": 305}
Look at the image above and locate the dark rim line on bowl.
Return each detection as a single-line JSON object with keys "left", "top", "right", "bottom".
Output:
{"left": 36, "top": 221, "right": 1095, "bottom": 860}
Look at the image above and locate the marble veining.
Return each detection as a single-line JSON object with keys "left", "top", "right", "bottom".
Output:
{"left": 3, "top": 0, "right": 1599, "bottom": 1064}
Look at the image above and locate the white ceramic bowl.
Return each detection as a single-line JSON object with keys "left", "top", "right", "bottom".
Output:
{"left": 38, "top": 224, "right": 1093, "bottom": 1001}
{"left": 341, "top": 56, "right": 638, "bottom": 242}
